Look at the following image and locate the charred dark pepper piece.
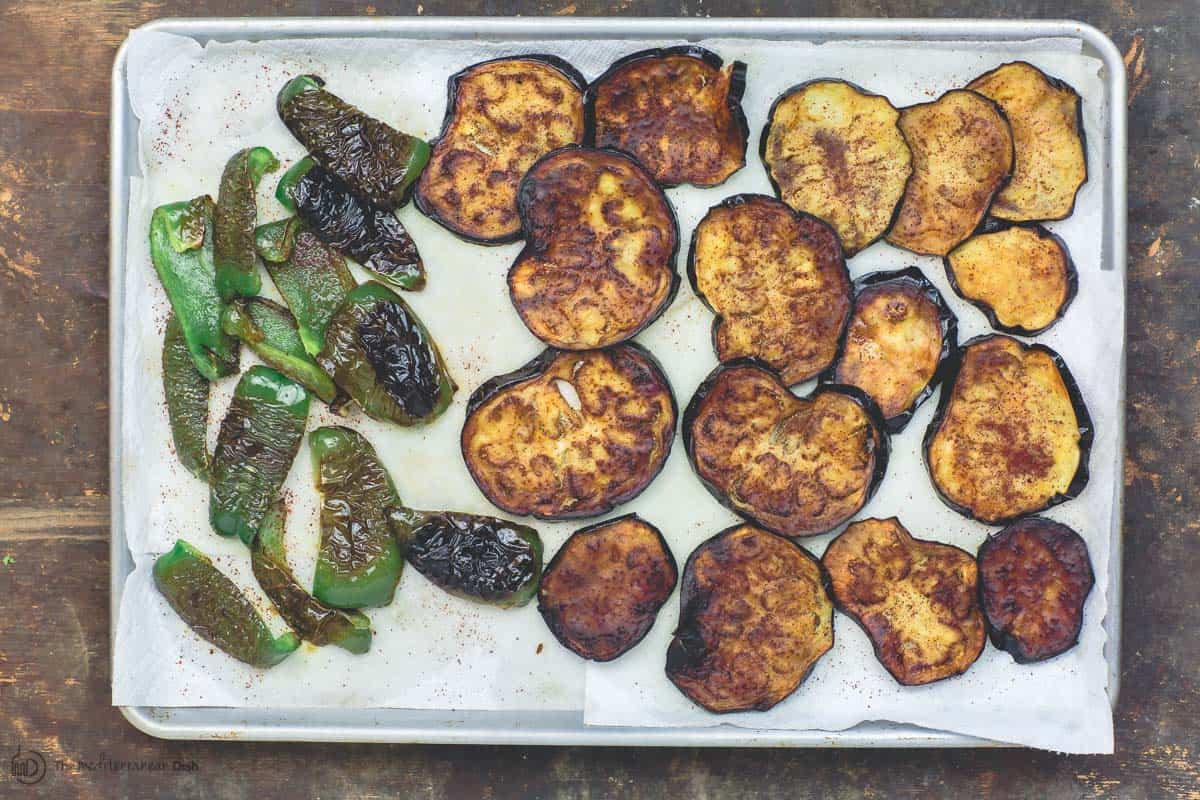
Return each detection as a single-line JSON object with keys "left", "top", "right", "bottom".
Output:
{"left": 161, "top": 312, "right": 211, "bottom": 481}
{"left": 213, "top": 146, "right": 278, "bottom": 301}
{"left": 220, "top": 297, "right": 339, "bottom": 404}
{"left": 154, "top": 539, "right": 300, "bottom": 668}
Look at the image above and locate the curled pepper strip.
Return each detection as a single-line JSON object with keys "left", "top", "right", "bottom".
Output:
{"left": 214, "top": 146, "right": 279, "bottom": 301}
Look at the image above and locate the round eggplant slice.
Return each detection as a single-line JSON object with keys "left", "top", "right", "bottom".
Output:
{"left": 586, "top": 46, "right": 748, "bottom": 188}
{"left": 683, "top": 361, "right": 888, "bottom": 539}
{"left": 415, "top": 56, "right": 587, "bottom": 244}
{"left": 978, "top": 516, "right": 1094, "bottom": 663}
{"left": 944, "top": 223, "right": 1078, "bottom": 336}
{"left": 761, "top": 79, "right": 913, "bottom": 256}
{"left": 924, "top": 335, "right": 1092, "bottom": 525}
{"left": 886, "top": 89, "right": 1014, "bottom": 257}
{"left": 461, "top": 344, "right": 676, "bottom": 520}
{"left": 538, "top": 514, "right": 677, "bottom": 662}
{"left": 820, "top": 267, "right": 957, "bottom": 433}
{"left": 508, "top": 146, "right": 679, "bottom": 350}
{"left": 687, "top": 194, "right": 852, "bottom": 385}
{"left": 666, "top": 524, "right": 833, "bottom": 713}
{"left": 967, "top": 61, "right": 1087, "bottom": 222}
{"left": 823, "top": 517, "right": 986, "bottom": 686}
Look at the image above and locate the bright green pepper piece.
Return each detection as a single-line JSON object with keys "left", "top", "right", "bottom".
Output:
{"left": 148, "top": 195, "right": 239, "bottom": 380}
{"left": 214, "top": 147, "right": 279, "bottom": 301}
{"left": 220, "top": 297, "right": 339, "bottom": 404}
{"left": 274, "top": 157, "right": 314, "bottom": 215}
{"left": 161, "top": 312, "right": 211, "bottom": 481}
{"left": 210, "top": 366, "right": 310, "bottom": 545}
{"left": 154, "top": 539, "right": 299, "bottom": 668}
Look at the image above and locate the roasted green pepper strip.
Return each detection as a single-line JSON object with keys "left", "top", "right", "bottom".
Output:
{"left": 214, "top": 147, "right": 279, "bottom": 301}
{"left": 317, "top": 282, "right": 455, "bottom": 425}
{"left": 220, "top": 297, "right": 339, "bottom": 404}
{"left": 161, "top": 312, "right": 211, "bottom": 481}
{"left": 311, "top": 426, "right": 404, "bottom": 609}
{"left": 148, "top": 195, "right": 239, "bottom": 380}
{"left": 251, "top": 500, "right": 372, "bottom": 654}
{"left": 154, "top": 539, "right": 300, "bottom": 668}
{"left": 255, "top": 217, "right": 357, "bottom": 356}
{"left": 210, "top": 366, "right": 310, "bottom": 545}
{"left": 277, "top": 75, "right": 430, "bottom": 209}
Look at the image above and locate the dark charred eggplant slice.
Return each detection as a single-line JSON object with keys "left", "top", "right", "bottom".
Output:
{"left": 666, "top": 524, "right": 833, "bottom": 713}
{"left": 924, "top": 335, "right": 1092, "bottom": 525}
{"left": 823, "top": 517, "right": 986, "bottom": 686}
{"left": 415, "top": 56, "right": 587, "bottom": 244}
{"left": 683, "top": 361, "right": 888, "bottom": 539}
{"left": 538, "top": 514, "right": 677, "bottom": 662}
{"left": 508, "top": 146, "right": 679, "bottom": 349}
{"left": 977, "top": 516, "right": 1094, "bottom": 663}
{"left": 687, "top": 194, "right": 851, "bottom": 385}
{"left": 886, "top": 90, "right": 1014, "bottom": 256}
{"left": 586, "top": 46, "right": 748, "bottom": 188}
{"left": 944, "top": 222, "right": 1078, "bottom": 336}
{"left": 761, "top": 79, "right": 913, "bottom": 256}
{"left": 461, "top": 344, "right": 676, "bottom": 520}
{"left": 820, "top": 267, "right": 957, "bottom": 433}
{"left": 967, "top": 61, "right": 1087, "bottom": 222}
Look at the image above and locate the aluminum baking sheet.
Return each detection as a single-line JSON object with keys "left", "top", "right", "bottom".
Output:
{"left": 110, "top": 17, "right": 1126, "bottom": 747}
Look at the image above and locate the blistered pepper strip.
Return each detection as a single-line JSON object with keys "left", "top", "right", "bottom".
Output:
{"left": 220, "top": 297, "right": 339, "bottom": 404}
{"left": 161, "top": 312, "right": 211, "bottom": 481}
{"left": 214, "top": 146, "right": 279, "bottom": 301}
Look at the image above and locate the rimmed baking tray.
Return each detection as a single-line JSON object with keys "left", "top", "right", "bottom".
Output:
{"left": 110, "top": 16, "right": 1126, "bottom": 746}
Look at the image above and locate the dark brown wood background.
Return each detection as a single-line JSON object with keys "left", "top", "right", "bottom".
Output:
{"left": 0, "top": 1, "right": 1195, "bottom": 797}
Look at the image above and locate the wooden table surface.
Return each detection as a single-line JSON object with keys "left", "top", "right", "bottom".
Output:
{"left": 1, "top": 1, "right": 1195, "bottom": 797}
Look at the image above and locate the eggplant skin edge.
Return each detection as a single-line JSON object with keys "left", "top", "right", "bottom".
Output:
{"left": 921, "top": 334, "right": 1094, "bottom": 526}
{"left": 942, "top": 220, "right": 1079, "bottom": 337}
{"left": 816, "top": 266, "right": 959, "bottom": 434}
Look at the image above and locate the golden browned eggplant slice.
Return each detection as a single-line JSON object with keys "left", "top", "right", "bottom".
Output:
{"left": 924, "top": 335, "right": 1092, "bottom": 525}
{"left": 823, "top": 517, "right": 986, "bottom": 686}
{"left": 461, "top": 344, "right": 676, "bottom": 520}
{"left": 977, "top": 516, "right": 1094, "bottom": 663}
{"left": 886, "top": 89, "right": 1014, "bottom": 256}
{"left": 508, "top": 146, "right": 679, "bottom": 349}
{"left": 586, "top": 46, "right": 748, "bottom": 188}
{"left": 687, "top": 194, "right": 851, "bottom": 385}
{"left": 683, "top": 361, "right": 888, "bottom": 538}
{"left": 666, "top": 524, "right": 833, "bottom": 713}
{"left": 944, "top": 223, "right": 1078, "bottom": 336}
{"left": 761, "top": 79, "right": 913, "bottom": 256}
{"left": 821, "top": 267, "right": 957, "bottom": 433}
{"left": 415, "top": 56, "right": 587, "bottom": 244}
{"left": 538, "top": 514, "right": 677, "bottom": 662}
{"left": 967, "top": 61, "right": 1087, "bottom": 222}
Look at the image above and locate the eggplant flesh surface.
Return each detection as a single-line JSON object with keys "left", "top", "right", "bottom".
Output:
{"left": 823, "top": 517, "right": 986, "bottom": 686}
{"left": 687, "top": 194, "right": 850, "bottom": 386}
{"left": 886, "top": 90, "right": 1014, "bottom": 256}
{"left": 977, "top": 516, "right": 1094, "bottom": 663}
{"left": 666, "top": 524, "right": 833, "bottom": 713}
{"left": 461, "top": 345, "right": 676, "bottom": 520}
{"left": 416, "top": 56, "right": 587, "bottom": 244}
{"left": 509, "top": 146, "right": 679, "bottom": 349}
{"left": 538, "top": 514, "right": 677, "bottom": 662}
{"left": 762, "top": 79, "right": 912, "bottom": 256}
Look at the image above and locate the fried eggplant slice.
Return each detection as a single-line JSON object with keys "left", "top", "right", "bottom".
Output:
{"left": 666, "top": 524, "right": 833, "bottom": 713}
{"left": 687, "top": 194, "right": 851, "bottom": 385}
{"left": 967, "top": 61, "right": 1087, "bottom": 222}
{"left": 509, "top": 146, "right": 679, "bottom": 349}
{"left": 944, "top": 223, "right": 1077, "bottom": 335}
{"left": 924, "top": 335, "right": 1092, "bottom": 524}
{"left": 823, "top": 517, "right": 986, "bottom": 686}
{"left": 586, "top": 46, "right": 748, "bottom": 188}
{"left": 761, "top": 80, "right": 913, "bottom": 256}
{"left": 461, "top": 344, "right": 676, "bottom": 520}
{"left": 977, "top": 516, "right": 1094, "bottom": 663}
{"left": 538, "top": 514, "right": 677, "bottom": 661}
{"left": 683, "top": 361, "right": 888, "bottom": 538}
{"left": 415, "top": 56, "right": 587, "bottom": 244}
{"left": 821, "top": 267, "right": 957, "bottom": 433}
{"left": 886, "top": 90, "right": 1014, "bottom": 256}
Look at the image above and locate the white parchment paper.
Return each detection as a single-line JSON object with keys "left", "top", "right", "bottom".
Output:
{"left": 113, "top": 30, "right": 1118, "bottom": 752}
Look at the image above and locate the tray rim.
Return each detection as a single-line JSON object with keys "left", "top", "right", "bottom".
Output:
{"left": 109, "top": 15, "right": 1127, "bottom": 747}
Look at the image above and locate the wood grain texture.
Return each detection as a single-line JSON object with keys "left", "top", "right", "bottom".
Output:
{"left": 0, "top": 0, "right": 1196, "bottom": 797}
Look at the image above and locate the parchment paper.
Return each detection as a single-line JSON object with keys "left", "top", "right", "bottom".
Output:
{"left": 113, "top": 29, "right": 1118, "bottom": 752}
